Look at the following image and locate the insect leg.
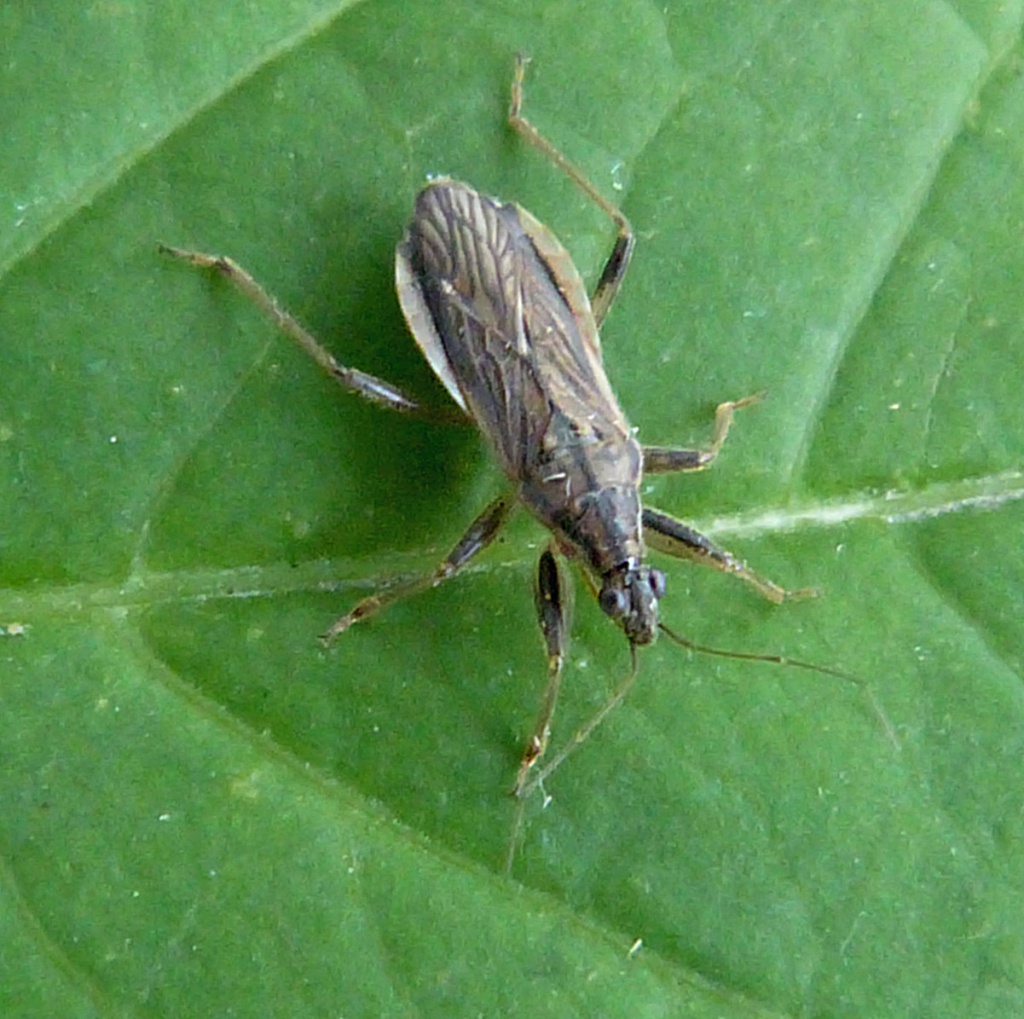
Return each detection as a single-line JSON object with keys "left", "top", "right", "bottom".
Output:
{"left": 517, "top": 644, "right": 641, "bottom": 804}
{"left": 514, "top": 549, "right": 570, "bottom": 792}
{"left": 320, "top": 493, "right": 514, "bottom": 642}
{"left": 642, "top": 506, "right": 816, "bottom": 603}
{"left": 158, "top": 245, "right": 423, "bottom": 414}
{"left": 508, "top": 54, "right": 634, "bottom": 328}
{"left": 505, "top": 548, "right": 571, "bottom": 871}
{"left": 642, "top": 393, "right": 764, "bottom": 474}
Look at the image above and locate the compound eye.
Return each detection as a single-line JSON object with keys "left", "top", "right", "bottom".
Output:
{"left": 650, "top": 568, "right": 667, "bottom": 600}
{"left": 599, "top": 584, "right": 628, "bottom": 619}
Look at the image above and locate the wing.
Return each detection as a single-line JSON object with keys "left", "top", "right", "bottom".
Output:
{"left": 395, "top": 179, "right": 633, "bottom": 482}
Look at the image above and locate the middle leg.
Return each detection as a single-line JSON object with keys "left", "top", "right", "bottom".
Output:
{"left": 321, "top": 493, "right": 514, "bottom": 642}
{"left": 642, "top": 393, "right": 764, "bottom": 474}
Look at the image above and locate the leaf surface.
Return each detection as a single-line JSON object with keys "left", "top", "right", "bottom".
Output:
{"left": 2, "top": 2, "right": 1023, "bottom": 1016}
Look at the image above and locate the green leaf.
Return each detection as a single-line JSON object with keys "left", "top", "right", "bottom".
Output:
{"left": 3, "top": 2, "right": 1023, "bottom": 1016}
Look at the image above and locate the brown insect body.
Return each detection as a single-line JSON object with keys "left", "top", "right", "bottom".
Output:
{"left": 160, "top": 57, "right": 834, "bottom": 870}
{"left": 396, "top": 179, "right": 664, "bottom": 645}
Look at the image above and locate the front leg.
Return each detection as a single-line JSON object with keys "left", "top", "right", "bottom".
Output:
{"left": 642, "top": 507, "right": 816, "bottom": 603}
{"left": 506, "top": 547, "right": 570, "bottom": 871}
{"left": 514, "top": 548, "right": 570, "bottom": 796}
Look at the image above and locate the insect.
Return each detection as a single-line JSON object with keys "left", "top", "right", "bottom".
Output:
{"left": 162, "top": 56, "right": 886, "bottom": 869}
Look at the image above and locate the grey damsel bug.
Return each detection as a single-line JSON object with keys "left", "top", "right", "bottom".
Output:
{"left": 162, "top": 55, "right": 892, "bottom": 870}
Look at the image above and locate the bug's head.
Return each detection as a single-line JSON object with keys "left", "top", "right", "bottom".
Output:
{"left": 598, "top": 565, "right": 666, "bottom": 646}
